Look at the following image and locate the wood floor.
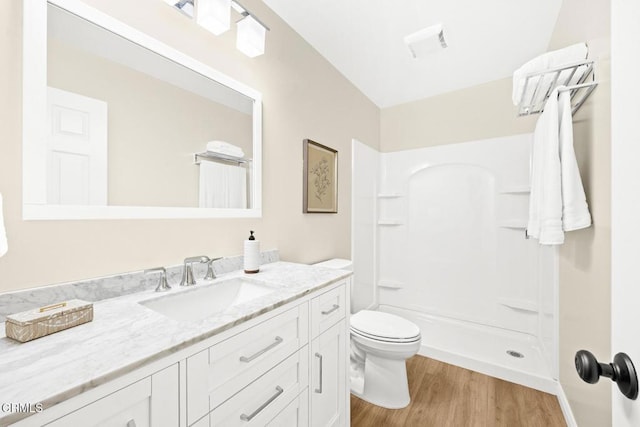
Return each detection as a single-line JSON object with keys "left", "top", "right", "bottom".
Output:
{"left": 350, "top": 356, "right": 566, "bottom": 427}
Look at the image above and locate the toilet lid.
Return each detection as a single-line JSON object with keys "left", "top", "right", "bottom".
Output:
{"left": 350, "top": 310, "right": 421, "bottom": 341}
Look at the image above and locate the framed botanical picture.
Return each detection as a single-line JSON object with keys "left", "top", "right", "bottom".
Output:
{"left": 303, "top": 139, "right": 338, "bottom": 213}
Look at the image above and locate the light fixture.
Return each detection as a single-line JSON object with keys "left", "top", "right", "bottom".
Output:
{"left": 404, "top": 23, "right": 448, "bottom": 59}
{"left": 164, "top": 0, "right": 195, "bottom": 17}
{"left": 164, "top": 0, "right": 269, "bottom": 58}
{"left": 196, "top": 0, "right": 231, "bottom": 36}
{"left": 236, "top": 14, "right": 266, "bottom": 58}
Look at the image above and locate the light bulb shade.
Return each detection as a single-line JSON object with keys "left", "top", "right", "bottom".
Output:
{"left": 236, "top": 15, "right": 266, "bottom": 58}
{"left": 196, "top": 0, "right": 231, "bottom": 35}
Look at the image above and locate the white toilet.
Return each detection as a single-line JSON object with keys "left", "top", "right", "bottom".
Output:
{"left": 313, "top": 258, "right": 422, "bottom": 409}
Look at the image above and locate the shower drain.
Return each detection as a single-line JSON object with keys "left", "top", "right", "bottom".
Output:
{"left": 507, "top": 350, "right": 525, "bottom": 358}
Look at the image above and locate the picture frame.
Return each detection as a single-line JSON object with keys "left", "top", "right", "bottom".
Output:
{"left": 303, "top": 139, "right": 338, "bottom": 213}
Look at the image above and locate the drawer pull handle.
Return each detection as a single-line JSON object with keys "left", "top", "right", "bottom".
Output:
{"left": 321, "top": 304, "right": 340, "bottom": 315}
{"left": 239, "top": 336, "right": 283, "bottom": 363}
{"left": 315, "top": 352, "right": 323, "bottom": 394}
{"left": 240, "top": 386, "right": 284, "bottom": 421}
{"left": 126, "top": 420, "right": 137, "bottom": 427}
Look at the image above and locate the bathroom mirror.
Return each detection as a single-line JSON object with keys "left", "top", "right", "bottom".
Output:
{"left": 22, "top": 0, "right": 262, "bottom": 219}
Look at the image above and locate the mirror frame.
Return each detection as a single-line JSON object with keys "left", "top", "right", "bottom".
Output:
{"left": 22, "top": 0, "right": 262, "bottom": 219}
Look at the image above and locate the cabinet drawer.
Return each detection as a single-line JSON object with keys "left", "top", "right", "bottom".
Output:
{"left": 209, "top": 346, "right": 309, "bottom": 426}
{"left": 187, "top": 304, "right": 309, "bottom": 424}
{"left": 266, "top": 389, "right": 309, "bottom": 427}
{"left": 311, "top": 284, "right": 346, "bottom": 338}
{"left": 46, "top": 364, "right": 178, "bottom": 427}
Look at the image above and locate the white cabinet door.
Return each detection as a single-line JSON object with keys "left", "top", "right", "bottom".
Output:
{"left": 150, "top": 364, "right": 180, "bottom": 426}
{"left": 45, "top": 364, "right": 179, "bottom": 427}
{"left": 310, "top": 320, "right": 346, "bottom": 427}
{"left": 46, "top": 379, "right": 151, "bottom": 427}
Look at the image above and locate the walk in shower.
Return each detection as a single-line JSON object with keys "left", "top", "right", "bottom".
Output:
{"left": 352, "top": 134, "right": 558, "bottom": 392}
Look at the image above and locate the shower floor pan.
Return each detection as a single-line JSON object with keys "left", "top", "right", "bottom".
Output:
{"left": 379, "top": 305, "right": 557, "bottom": 394}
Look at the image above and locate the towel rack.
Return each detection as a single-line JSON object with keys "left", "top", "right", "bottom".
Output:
{"left": 517, "top": 60, "right": 598, "bottom": 116}
{"left": 193, "top": 152, "right": 251, "bottom": 166}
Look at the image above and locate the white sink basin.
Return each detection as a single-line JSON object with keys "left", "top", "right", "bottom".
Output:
{"left": 140, "top": 277, "right": 276, "bottom": 322}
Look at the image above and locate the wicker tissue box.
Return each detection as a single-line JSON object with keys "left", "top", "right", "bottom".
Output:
{"left": 5, "top": 299, "right": 93, "bottom": 343}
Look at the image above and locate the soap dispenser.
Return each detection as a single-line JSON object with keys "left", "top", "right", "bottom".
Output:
{"left": 244, "top": 230, "right": 260, "bottom": 274}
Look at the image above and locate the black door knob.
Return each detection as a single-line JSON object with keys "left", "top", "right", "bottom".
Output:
{"left": 575, "top": 350, "right": 638, "bottom": 400}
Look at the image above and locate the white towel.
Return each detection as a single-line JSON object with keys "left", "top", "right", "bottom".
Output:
{"left": 0, "top": 193, "right": 7, "bottom": 257}
{"left": 206, "top": 140, "right": 245, "bottom": 159}
{"left": 512, "top": 43, "right": 588, "bottom": 106}
{"left": 527, "top": 87, "right": 592, "bottom": 245}
{"left": 199, "top": 161, "right": 247, "bottom": 209}
{"left": 527, "top": 88, "right": 564, "bottom": 244}
{"left": 558, "top": 90, "right": 592, "bottom": 231}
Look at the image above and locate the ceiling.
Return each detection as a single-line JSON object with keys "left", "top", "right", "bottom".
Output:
{"left": 262, "top": 0, "right": 563, "bottom": 108}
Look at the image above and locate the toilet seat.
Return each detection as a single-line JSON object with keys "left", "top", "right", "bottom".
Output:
{"left": 350, "top": 310, "right": 421, "bottom": 343}
{"left": 350, "top": 327, "right": 420, "bottom": 343}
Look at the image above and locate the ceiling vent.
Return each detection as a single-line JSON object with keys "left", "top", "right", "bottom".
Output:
{"left": 404, "top": 23, "right": 447, "bottom": 59}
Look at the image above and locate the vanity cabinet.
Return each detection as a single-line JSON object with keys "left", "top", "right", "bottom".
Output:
{"left": 45, "top": 364, "right": 179, "bottom": 427}
{"left": 12, "top": 279, "right": 349, "bottom": 427}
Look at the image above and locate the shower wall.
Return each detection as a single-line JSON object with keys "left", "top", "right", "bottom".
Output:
{"left": 351, "top": 139, "right": 379, "bottom": 312}
{"left": 354, "top": 133, "right": 558, "bottom": 377}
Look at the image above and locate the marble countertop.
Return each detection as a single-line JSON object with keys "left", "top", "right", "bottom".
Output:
{"left": 0, "top": 262, "right": 351, "bottom": 426}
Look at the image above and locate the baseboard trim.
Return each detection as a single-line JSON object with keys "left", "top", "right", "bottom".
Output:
{"left": 555, "top": 382, "right": 578, "bottom": 427}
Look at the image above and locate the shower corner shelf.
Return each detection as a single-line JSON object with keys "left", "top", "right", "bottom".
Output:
{"left": 517, "top": 59, "right": 598, "bottom": 117}
{"left": 377, "top": 280, "right": 403, "bottom": 290}
{"left": 499, "top": 298, "right": 539, "bottom": 313}
{"left": 499, "top": 186, "right": 531, "bottom": 195}
{"left": 378, "top": 219, "right": 404, "bottom": 226}
{"left": 498, "top": 220, "right": 527, "bottom": 229}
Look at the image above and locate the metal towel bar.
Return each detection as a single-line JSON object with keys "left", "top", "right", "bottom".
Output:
{"left": 193, "top": 151, "right": 251, "bottom": 166}
{"left": 517, "top": 59, "right": 598, "bottom": 116}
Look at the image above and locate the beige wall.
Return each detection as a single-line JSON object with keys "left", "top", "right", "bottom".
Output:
{"left": 49, "top": 40, "right": 253, "bottom": 208}
{"left": 380, "top": 1, "right": 611, "bottom": 425}
{"left": 0, "top": 0, "right": 379, "bottom": 292}
{"left": 380, "top": 77, "right": 537, "bottom": 151}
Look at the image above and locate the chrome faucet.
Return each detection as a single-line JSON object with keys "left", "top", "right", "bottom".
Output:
{"left": 144, "top": 267, "right": 172, "bottom": 292}
{"left": 180, "top": 256, "right": 211, "bottom": 286}
{"left": 204, "top": 257, "right": 223, "bottom": 280}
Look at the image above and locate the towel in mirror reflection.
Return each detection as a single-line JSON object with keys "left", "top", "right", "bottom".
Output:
{"left": 198, "top": 162, "right": 247, "bottom": 209}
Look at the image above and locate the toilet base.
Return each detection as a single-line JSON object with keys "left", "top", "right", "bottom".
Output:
{"left": 350, "top": 353, "right": 411, "bottom": 409}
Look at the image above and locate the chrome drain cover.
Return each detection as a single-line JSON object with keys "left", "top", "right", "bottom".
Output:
{"left": 507, "top": 350, "right": 524, "bottom": 358}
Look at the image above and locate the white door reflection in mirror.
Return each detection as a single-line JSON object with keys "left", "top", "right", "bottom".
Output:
{"left": 47, "top": 87, "right": 107, "bottom": 205}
